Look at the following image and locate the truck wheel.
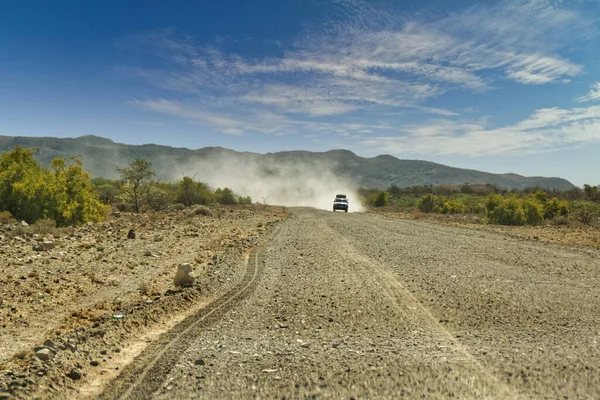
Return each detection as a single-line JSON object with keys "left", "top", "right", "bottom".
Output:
{"left": 345, "top": 209, "right": 348, "bottom": 213}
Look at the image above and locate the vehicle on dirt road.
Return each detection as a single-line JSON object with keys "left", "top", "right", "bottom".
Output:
{"left": 333, "top": 194, "right": 349, "bottom": 212}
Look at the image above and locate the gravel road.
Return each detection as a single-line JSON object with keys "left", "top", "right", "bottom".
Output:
{"left": 102, "top": 207, "right": 600, "bottom": 399}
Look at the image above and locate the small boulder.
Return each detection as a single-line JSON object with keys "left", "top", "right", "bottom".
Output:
{"left": 68, "top": 369, "right": 82, "bottom": 380}
{"left": 42, "top": 240, "right": 55, "bottom": 250}
{"left": 174, "top": 263, "right": 196, "bottom": 287}
{"left": 127, "top": 229, "right": 136, "bottom": 239}
{"left": 35, "top": 348, "right": 53, "bottom": 361}
{"left": 32, "top": 242, "right": 46, "bottom": 252}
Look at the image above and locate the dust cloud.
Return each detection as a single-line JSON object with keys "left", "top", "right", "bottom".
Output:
{"left": 170, "top": 155, "right": 364, "bottom": 212}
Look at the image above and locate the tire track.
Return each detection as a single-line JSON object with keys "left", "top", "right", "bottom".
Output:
{"left": 100, "top": 226, "right": 282, "bottom": 400}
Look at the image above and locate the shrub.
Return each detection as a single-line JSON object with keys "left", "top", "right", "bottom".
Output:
{"left": 0, "top": 211, "right": 16, "bottom": 224}
{"left": 570, "top": 201, "right": 600, "bottom": 225}
{"left": 170, "top": 203, "right": 186, "bottom": 211}
{"left": 486, "top": 196, "right": 526, "bottom": 226}
{"left": 176, "top": 176, "right": 213, "bottom": 206}
{"left": 373, "top": 191, "right": 390, "bottom": 207}
{"left": 521, "top": 199, "right": 543, "bottom": 226}
{"left": 417, "top": 194, "right": 436, "bottom": 213}
{"left": 190, "top": 205, "right": 212, "bottom": 216}
{"left": 31, "top": 218, "right": 57, "bottom": 235}
{"left": 441, "top": 199, "right": 465, "bottom": 215}
{"left": 145, "top": 184, "right": 173, "bottom": 211}
{"left": 0, "top": 147, "right": 107, "bottom": 226}
{"left": 551, "top": 216, "right": 570, "bottom": 226}
{"left": 215, "top": 188, "right": 237, "bottom": 205}
{"left": 238, "top": 196, "right": 252, "bottom": 205}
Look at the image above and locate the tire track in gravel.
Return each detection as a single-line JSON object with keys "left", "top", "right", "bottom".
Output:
{"left": 99, "top": 226, "right": 282, "bottom": 400}
{"left": 332, "top": 227, "right": 522, "bottom": 400}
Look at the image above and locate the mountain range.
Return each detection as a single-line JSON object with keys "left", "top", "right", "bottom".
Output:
{"left": 0, "top": 135, "right": 575, "bottom": 190}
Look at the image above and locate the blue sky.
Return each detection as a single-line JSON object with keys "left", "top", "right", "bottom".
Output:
{"left": 1, "top": 0, "right": 600, "bottom": 185}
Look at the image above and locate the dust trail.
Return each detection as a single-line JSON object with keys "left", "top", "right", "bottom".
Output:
{"left": 169, "top": 154, "right": 364, "bottom": 212}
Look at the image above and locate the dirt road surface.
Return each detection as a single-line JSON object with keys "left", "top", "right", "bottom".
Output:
{"left": 101, "top": 207, "right": 599, "bottom": 399}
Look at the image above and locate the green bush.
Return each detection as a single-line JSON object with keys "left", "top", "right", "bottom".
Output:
{"left": 417, "top": 194, "right": 437, "bottom": 213}
{"left": 215, "top": 188, "right": 237, "bottom": 205}
{"left": 373, "top": 191, "right": 389, "bottom": 207}
{"left": 238, "top": 196, "right": 252, "bottom": 205}
{"left": 570, "top": 201, "right": 600, "bottom": 225}
{"left": 485, "top": 195, "right": 526, "bottom": 225}
{"left": 176, "top": 176, "right": 213, "bottom": 206}
{"left": 521, "top": 199, "right": 543, "bottom": 226}
{"left": 0, "top": 147, "right": 107, "bottom": 226}
{"left": 441, "top": 199, "right": 465, "bottom": 215}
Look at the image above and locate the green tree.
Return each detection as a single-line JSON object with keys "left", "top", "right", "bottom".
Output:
{"left": 117, "top": 159, "right": 156, "bottom": 212}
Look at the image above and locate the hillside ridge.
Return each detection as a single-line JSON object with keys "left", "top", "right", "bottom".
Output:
{"left": 0, "top": 135, "right": 575, "bottom": 190}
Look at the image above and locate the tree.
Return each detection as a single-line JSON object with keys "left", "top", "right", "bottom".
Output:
{"left": 117, "top": 159, "right": 156, "bottom": 212}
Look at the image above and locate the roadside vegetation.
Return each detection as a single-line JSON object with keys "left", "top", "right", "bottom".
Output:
{"left": 0, "top": 146, "right": 253, "bottom": 227}
{"left": 361, "top": 183, "right": 600, "bottom": 227}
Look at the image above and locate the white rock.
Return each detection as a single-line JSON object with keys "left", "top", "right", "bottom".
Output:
{"left": 174, "top": 263, "right": 196, "bottom": 287}
{"left": 35, "top": 348, "right": 53, "bottom": 361}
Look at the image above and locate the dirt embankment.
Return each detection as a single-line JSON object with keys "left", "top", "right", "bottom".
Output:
{"left": 370, "top": 208, "right": 600, "bottom": 249}
{"left": 0, "top": 205, "right": 286, "bottom": 399}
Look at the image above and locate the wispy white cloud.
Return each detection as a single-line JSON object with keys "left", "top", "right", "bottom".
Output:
{"left": 121, "top": 0, "right": 592, "bottom": 144}
{"left": 360, "top": 105, "right": 600, "bottom": 156}
{"left": 575, "top": 82, "right": 600, "bottom": 103}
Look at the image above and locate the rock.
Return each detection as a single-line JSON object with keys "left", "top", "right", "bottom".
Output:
{"left": 42, "top": 240, "right": 55, "bottom": 249}
{"left": 174, "top": 263, "right": 196, "bottom": 287}
{"left": 68, "top": 369, "right": 82, "bottom": 380}
{"left": 32, "top": 242, "right": 46, "bottom": 252}
{"left": 0, "top": 391, "right": 12, "bottom": 399}
{"left": 35, "top": 348, "right": 53, "bottom": 361}
{"left": 90, "top": 360, "right": 99, "bottom": 367}
{"left": 127, "top": 229, "right": 136, "bottom": 239}
{"left": 43, "top": 339, "right": 56, "bottom": 349}
{"left": 21, "top": 221, "right": 29, "bottom": 226}
{"left": 194, "top": 359, "right": 206, "bottom": 366}
{"left": 111, "top": 211, "right": 121, "bottom": 217}
{"left": 65, "top": 342, "right": 76, "bottom": 352}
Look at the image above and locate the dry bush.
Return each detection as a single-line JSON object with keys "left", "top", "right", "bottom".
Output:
{"left": 8, "top": 224, "right": 29, "bottom": 237}
{"left": 190, "top": 205, "right": 212, "bottom": 216}
{"left": 31, "top": 218, "right": 57, "bottom": 235}
{"left": 0, "top": 211, "right": 16, "bottom": 224}
{"left": 551, "top": 216, "right": 571, "bottom": 226}
{"left": 170, "top": 203, "right": 186, "bottom": 211}
{"left": 138, "top": 281, "right": 161, "bottom": 297}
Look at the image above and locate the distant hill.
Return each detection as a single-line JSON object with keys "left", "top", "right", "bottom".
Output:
{"left": 0, "top": 135, "right": 575, "bottom": 190}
